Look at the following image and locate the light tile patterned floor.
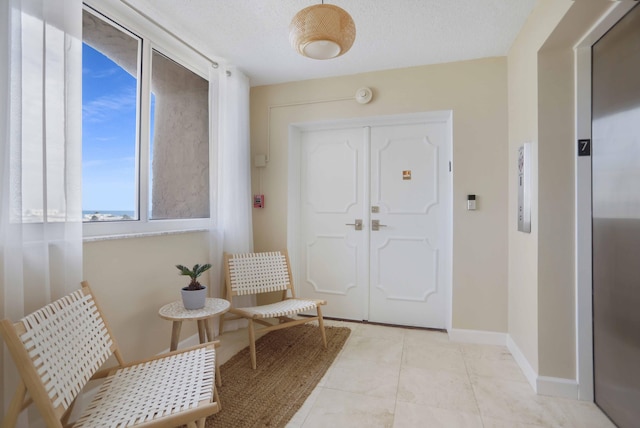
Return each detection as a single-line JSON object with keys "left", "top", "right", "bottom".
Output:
{"left": 217, "top": 321, "right": 615, "bottom": 428}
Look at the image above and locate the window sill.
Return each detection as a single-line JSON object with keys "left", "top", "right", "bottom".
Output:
{"left": 83, "top": 228, "right": 209, "bottom": 243}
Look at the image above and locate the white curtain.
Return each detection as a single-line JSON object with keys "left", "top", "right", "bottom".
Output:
{"left": 1, "top": 0, "right": 83, "bottom": 424}
{"left": 209, "top": 65, "right": 255, "bottom": 331}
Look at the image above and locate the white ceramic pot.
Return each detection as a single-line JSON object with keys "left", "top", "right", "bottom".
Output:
{"left": 180, "top": 285, "right": 207, "bottom": 310}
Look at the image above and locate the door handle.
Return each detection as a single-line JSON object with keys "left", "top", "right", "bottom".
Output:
{"left": 371, "top": 219, "right": 387, "bottom": 231}
{"left": 345, "top": 219, "right": 363, "bottom": 230}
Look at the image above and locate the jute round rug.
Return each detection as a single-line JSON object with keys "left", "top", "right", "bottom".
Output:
{"left": 207, "top": 324, "right": 351, "bottom": 428}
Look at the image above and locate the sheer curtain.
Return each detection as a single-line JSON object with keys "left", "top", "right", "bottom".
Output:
{"left": 1, "top": 0, "right": 83, "bottom": 424}
{"left": 209, "top": 65, "right": 255, "bottom": 331}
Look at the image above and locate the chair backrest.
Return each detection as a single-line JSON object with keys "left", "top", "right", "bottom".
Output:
{"left": 225, "top": 251, "right": 294, "bottom": 297}
{"left": 0, "top": 283, "right": 116, "bottom": 419}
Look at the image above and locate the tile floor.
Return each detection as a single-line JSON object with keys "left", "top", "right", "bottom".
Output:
{"left": 216, "top": 320, "right": 616, "bottom": 428}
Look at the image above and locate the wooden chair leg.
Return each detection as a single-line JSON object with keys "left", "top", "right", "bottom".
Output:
{"left": 248, "top": 320, "right": 257, "bottom": 369}
{"left": 214, "top": 385, "right": 222, "bottom": 411}
{"left": 219, "top": 287, "right": 228, "bottom": 336}
{"left": 218, "top": 313, "right": 226, "bottom": 336}
{"left": 2, "top": 381, "right": 27, "bottom": 428}
{"left": 317, "top": 306, "right": 327, "bottom": 348}
{"left": 216, "top": 360, "right": 222, "bottom": 387}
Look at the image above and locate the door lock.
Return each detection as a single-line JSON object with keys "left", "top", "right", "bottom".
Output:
{"left": 345, "top": 219, "right": 363, "bottom": 230}
{"left": 371, "top": 219, "right": 387, "bottom": 231}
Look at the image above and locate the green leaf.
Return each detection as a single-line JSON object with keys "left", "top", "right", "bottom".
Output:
{"left": 195, "top": 263, "right": 212, "bottom": 277}
{"left": 176, "top": 262, "right": 210, "bottom": 280}
{"left": 176, "top": 264, "right": 194, "bottom": 277}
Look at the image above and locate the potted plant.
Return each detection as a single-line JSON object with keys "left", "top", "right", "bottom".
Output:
{"left": 176, "top": 263, "right": 212, "bottom": 310}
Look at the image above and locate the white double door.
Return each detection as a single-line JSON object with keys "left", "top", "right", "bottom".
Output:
{"left": 297, "top": 114, "right": 451, "bottom": 328}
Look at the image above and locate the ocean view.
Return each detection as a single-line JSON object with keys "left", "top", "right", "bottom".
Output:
{"left": 83, "top": 210, "right": 135, "bottom": 222}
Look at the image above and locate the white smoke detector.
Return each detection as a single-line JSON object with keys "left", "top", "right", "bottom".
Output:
{"left": 355, "top": 87, "right": 373, "bottom": 104}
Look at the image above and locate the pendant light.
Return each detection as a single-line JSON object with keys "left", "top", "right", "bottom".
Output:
{"left": 289, "top": 1, "right": 356, "bottom": 60}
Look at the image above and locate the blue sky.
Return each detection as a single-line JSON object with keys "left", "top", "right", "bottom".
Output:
{"left": 82, "top": 43, "right": 137, "bottom": 212}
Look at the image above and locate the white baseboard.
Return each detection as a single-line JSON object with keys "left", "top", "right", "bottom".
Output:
{"left": 449, "top": 329, "right": 581, "bottom": 400}
{"left": 506, "top": 335, "right": 538, "bottom": 392}
{"left": 505, "top": 336, "right": 580, "bottom": 399}
{"left": 537, "top": 376, "right": 579, "bottom": 399}
{"left": 448, "top": 328, "right": 507, "bottom": 346}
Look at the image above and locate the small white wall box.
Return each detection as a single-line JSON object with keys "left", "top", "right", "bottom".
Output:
{"left": 254, "top": 194, "right": 264, "bottom": 208}
{"left": 467, "top": 194, "right": 476, "bottom": 210}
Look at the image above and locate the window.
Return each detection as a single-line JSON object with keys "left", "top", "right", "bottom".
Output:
{"left": 149, "top": 50, "right": 209, "bottom": 220}
{"left": 82, "top": 11, "right": 139, "bottom": 222}
{"left": 82, "top": 7, "right": 210, "bottom": 235}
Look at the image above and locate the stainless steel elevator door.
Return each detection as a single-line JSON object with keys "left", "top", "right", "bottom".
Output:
{"left": 592, "top": 5, "right": 640, "bottom": 428}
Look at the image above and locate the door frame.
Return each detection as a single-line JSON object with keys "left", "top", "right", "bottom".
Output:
{"left": 574, "top": 1, "right": 637, "bottom": 402}
{"left": 287, "top": 111, "right": 453, "bottom": 329}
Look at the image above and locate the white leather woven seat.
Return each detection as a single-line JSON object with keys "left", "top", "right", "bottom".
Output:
{"left": 75, "top": 348, "right": 215, "bottom": 427}
{"left": 234, "top": 299, "right": 319, "bottom": 318}
{"left": 0, "top": 281, "right": 221, "bottom": 428}
{"left": 220, "top": 250, "right": 327, "bottom": 369}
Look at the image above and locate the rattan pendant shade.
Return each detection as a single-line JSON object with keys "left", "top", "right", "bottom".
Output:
{"left": 289, "top": 3, "right": 356, "bottom": 60}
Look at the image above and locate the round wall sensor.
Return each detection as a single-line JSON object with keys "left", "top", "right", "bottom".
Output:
{"left": 355, "top": 87, "right": 373, "bottom": 104}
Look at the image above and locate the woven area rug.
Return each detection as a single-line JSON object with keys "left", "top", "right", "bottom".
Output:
{"left": 207, "top": 324, "right": 351, "bottom": 428}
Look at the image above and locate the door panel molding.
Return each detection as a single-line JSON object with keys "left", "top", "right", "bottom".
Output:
{"left": 372, "top": 236, "right": 438, "bottom": 302}
{"left": 306, "top": 235, "right": 358, "bottom": 296}
{"left": 374, "top": 136, "right": 439, "bottom": 215}
{"left": 305, "top": 138, "right": 359, "bottom": 214}
{"left": 288, "top": 111, "right": 452, "bottom": 327}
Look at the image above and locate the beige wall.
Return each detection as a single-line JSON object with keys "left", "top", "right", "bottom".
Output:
{"left": 507, "top": 0, "right": 572, "bottom": 375}
{"left": 508, "top": 0, "right": 617, "bottom": 380}
{"left": 250, "top": 58, "right": 509, "bottom": 332}
{"left": 537, "top": 0, "right": 616, "bottom": 379}
{"left": 537, "top": 44, "right": 577, "bottom": 378}
{"left": 83, "top": 232, "right": 211, "bottom": 361}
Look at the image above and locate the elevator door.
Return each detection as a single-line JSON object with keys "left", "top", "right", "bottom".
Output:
{"left": 592, "top": 5, "right": 640, "bottom": 428}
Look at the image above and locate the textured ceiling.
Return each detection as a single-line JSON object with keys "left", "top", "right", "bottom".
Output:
{"left": 121, "top": 0, "right": 537, "bottom": 87}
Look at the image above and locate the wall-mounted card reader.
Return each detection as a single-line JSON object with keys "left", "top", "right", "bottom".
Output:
{"left": 467, "top": 194, "right": 476, "bottom": 211}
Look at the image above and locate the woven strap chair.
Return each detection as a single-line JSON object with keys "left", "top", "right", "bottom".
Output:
{"left": 220, "top": 250, "right": 327, "bottom": 369}
{"left": 0, "top": 281, "right": 220, "bottom": 428}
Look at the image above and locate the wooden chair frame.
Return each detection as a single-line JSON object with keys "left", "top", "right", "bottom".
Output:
{"left": 219, "top": 250, "right": 327, "bottom": 369}
{"left": 0, "top": 281, "right": 221, "bottom": 428}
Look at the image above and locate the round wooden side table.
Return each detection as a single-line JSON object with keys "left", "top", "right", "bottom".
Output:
{"left": 159, "top": 297, "right": 230, "bottom": 386}
{"left": 159, "top": 297, "right": 231, "bottom": 350}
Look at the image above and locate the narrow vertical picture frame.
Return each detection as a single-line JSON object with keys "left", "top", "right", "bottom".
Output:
{"left": 517, "top": 142, "right": 531, "bottom": 233}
